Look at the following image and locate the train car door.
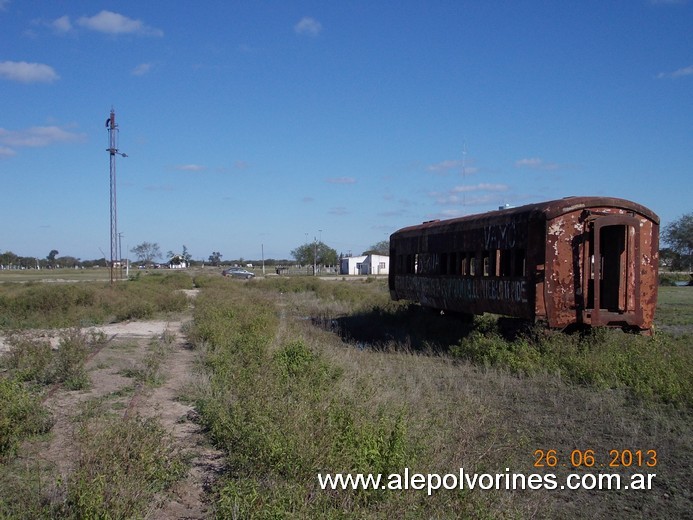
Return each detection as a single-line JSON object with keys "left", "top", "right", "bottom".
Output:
{"left": 582, "top": 214, "right": 641, "bottom": 327}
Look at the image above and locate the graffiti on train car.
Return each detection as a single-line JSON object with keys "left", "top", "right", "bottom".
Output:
{"left": 397, "top": 276, "right": 528, "bottom": 304}
{"left": 483, "top": 221, "right": 518, "bottom": 250}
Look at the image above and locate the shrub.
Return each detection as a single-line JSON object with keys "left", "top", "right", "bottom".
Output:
{"left": 51, "top": 329, "right": 91, "bottom": 390}
{"left": 0, "top": 377, "right": 52, "bottom": 460}
{"left": 3, "top": 334, "right": 53, "bottom": 382}
{"left": 61, "top": 414, "right": 186, "bottom": 519}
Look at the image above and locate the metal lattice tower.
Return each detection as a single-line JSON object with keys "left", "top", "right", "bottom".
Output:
{"left": 106, "top": 110, "right": 127, "bottom": 284}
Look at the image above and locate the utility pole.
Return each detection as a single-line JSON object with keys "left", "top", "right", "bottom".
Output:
{"left": 106, "top": 109, "right": 127, "bottom": 285}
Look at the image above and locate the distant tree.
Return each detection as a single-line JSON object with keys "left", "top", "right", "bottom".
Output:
{"left": 131, "top": 242, "right": 161, "bottom": 265}
{"left": 659, "top": 247, "right": 679, "bottom": 269}
{"left": 362, "top": 240, "right": 390, "bottom": 256}
{"left": 291, "top": 241, "right": 338, "bottom": 267}
{"left": 47, "top": 249, "right": 59, "bottom": 263}
{"left": 662, "top": 213, "right": 693, "bottom": 271}
{"left": 82, "top": 258, "right": 107, "bottom": 268}
{"left": 182, "top": 245, "right": 192, "bottom": 265}
{"left": 209, "top": 251, "right": 223, "bottom": 266}
{"left": 167, "top": 245, "right": 193, "bottom": 266}
{"left": 56, "top": 256, "right": 80, "bottom": 268}
{"left": 1, "top": 251, "right": 19, "bottom": 267}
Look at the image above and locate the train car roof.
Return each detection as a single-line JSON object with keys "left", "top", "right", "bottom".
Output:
{"left": 391, "top": 196, "right": 660, "bottom": 236}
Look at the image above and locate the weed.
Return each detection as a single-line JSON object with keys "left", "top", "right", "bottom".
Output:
{"left": 450, "top": 327, "right": 692, "bottom": 406}
{"left": 120, "top": 335, "right": 174, "bottom": 387}
{"left": 188, "top": 277, "right": 691, "bottom": 518}
{"left": 0, "top": 276, "right": 190, "bottom": 331}
{"left": 0, "top": 377, "right": 52, "bottom": 460}
{"left": 52, "top": 329, "right": 91, "bottom": 390}
{"left": 59, "top": 414, "right": 186, "bottom": 518}
{"left": 4, "top": 329, "right": 93, "bottom": 390}
{"left": 3, "top": 333, "right": 53, "bottom": 382}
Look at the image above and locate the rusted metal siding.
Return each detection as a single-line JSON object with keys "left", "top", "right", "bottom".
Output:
{"left": 389, "top": 196, "right": 659, "bottom": 332}
{"left": 542, "top": 205, "right": 659, "bottom": 330}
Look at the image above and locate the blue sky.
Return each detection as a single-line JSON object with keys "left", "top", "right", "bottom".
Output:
{"left": 1, "top": 1, "right": 691, "bottom": 262}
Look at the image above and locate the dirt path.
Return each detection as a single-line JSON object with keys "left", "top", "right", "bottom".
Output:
{"left": 139, "top": 324, "right": 224, "bottom": 519}
{"left": 13, "top": 296, "right": 224, "bottom": 518}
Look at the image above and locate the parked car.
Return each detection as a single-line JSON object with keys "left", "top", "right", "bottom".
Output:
{"left": 222, "top": 267, "right": 255, "bottom": 279}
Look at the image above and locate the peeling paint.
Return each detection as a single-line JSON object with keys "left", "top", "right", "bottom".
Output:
{"left": 389, "top": 196, "right": 659, "bottom": 332}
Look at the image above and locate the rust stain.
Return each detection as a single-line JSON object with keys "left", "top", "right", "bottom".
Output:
{"left": 389, "top": 196, "right": 659, "bottom": 332}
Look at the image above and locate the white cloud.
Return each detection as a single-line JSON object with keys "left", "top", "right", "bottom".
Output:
{"left": 0, "top": 146, "right": 16, "bottom": 158}
{"left": 131, "top": 63, "right": 152, "bottom": 76}
{"left": 326, "top": 176, "right": 356, "bottom": 184}
{"left": 77, "top": 11, "right": 163, "bottom": 37}
{"left": 51, "top": 15, "right": 72, "bottom": 33}
{"left": 657, "top": 65, "right": 693, "bottom": 79}
{"left": 294, "top": 17, "right": 322, "bottom": 36}
{"left": 427, "top": 159, "right": 460, "bottom": 173}
{"left": 0, "top": 125, "right": 85, "bottom": 157}
{"left": 431, "top": 183, "right": 509, "bottom": 206}
{"left": 174, "top": 164, "right": 207, "bottom": 172}
{"left": 437, "top": 194, "right": 507, "bottom": 207}
{"left": 452, "top": 183, "right": 508, "bottom": 193}
{"left": 514, "top": 157, "right": 562, "bottom": 171}
{"left": 0, "top": 61, "right": 59, "bottom": 83}
{"left": 427, "top": 158, "right": 479, "bottom": 176}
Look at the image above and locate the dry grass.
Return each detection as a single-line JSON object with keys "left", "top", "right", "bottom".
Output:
{"left": 188, "top": 276, "right": 691, "bottom": 518}
{"left": 1, "top": 273, "right": 690, "bottom": 518}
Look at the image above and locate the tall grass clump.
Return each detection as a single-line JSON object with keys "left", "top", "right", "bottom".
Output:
{"left": 255, "top": 276, "right": 392, "bottom": 310}
{"left": 120, "top": 332, "right": 176, "bottom": 387}
{"left": 0, "top": 274, "right": 191, "bottom": 330}
{"left": 0, "top": 377, "right": 52, "bottom": 460}
{"left": 58, "top": 414, "right": 186, "bottom": 519}
{"left": 189, "top": 284, "right": 420, "bottom": 517}
{"left": 0, "top": 284, "right": 99, "bottom": 329}
{"left": 4, "top": 329, "right": 96, "bottom": 390}
{"left": 450, "top": 324, "right": 692, "bottom": 406}
{"left": 188, "top": 279, "right": 691, "bottom": 518}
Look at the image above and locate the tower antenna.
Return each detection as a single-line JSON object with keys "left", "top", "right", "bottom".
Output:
{"left": 106, "top": 109, "right": 127, "bottom": 285}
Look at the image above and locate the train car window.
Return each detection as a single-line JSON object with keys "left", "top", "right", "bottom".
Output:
{"left": 428, "top": 253, "right": 438, "bottom": 275}
{"left": 449, "top": 252, "right": 456, "bottom": 275}
{"left": 469, "top": 254, "right": 476, "bottom": 276}
{"left": 461, "top": 255, "right": 468, "bottom": 275}
{"left": 440, "top": 253, "right": 448, "bottom": 275}
{"left": 414, "top": 254, "right": 419, "bottom": 274}
{"left": 482, "top": 251, "right": 490, "bottom": 277}
{"left": 498, "top": 250, "right": 513, "bottom": 277}
{"left": 513, "top": 250, "right": 526, "bottom": 277}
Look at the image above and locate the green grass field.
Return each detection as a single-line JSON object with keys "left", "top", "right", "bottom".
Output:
{"left": 1, "top": 273, "right": 691, "bottom": 518}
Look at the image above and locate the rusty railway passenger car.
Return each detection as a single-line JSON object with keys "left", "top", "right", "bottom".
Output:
{"left": 389, "top": 197, "right": 659, "bottom": 332}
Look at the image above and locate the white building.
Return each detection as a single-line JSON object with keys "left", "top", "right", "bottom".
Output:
{"left": 339, "top": 254, "right": 389, "bottom": 275}
{"left": 168, "top": 254, "right": 188, "bottom": 269}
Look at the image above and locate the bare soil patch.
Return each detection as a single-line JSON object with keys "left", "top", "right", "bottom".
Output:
{"left": 11, "top": 310, "right": 223, "bottom": 518}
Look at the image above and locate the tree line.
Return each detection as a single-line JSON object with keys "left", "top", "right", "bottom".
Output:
{"left": 6, "top": 212, "right": 686, "bottom": 272}
{"left": 0, "top": 238, "right": 391, "bottom": 271}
